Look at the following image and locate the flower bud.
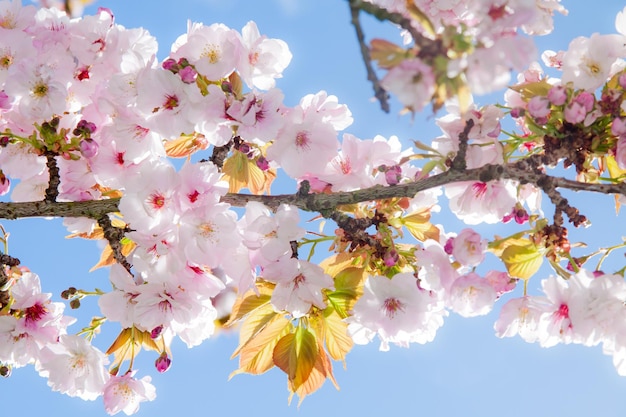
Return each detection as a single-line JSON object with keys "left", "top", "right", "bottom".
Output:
{"left": 150, "top": 325, "right": 163, "bottom": 339}
{"left": 79, "top": 138, "right": 99, "bottom": 158}
{"left": 179, "top": 66, "right": 197, "bottom": 84}
{"left": 155, "top": 353, "right": 171, "bottom": 373}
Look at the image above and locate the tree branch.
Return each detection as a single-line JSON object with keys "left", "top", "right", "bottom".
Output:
{"left": 348, "top": 0, "right": 390, "bottom": 113}
{"left": 0, "top": 164, "right": 623, "bottom": 221}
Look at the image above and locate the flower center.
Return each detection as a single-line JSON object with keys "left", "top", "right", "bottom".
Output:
{"left": 382, "top": 297, "right": 405, "bottom": 319}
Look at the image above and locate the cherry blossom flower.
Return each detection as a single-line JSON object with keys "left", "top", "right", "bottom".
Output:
{"left": 445, "top": 180, "right": 518, "bottom": 225}
{"left": 380, "top": 58, "right": 435, "bottom": 112}
{"left": 561, "top": 34, "right": 626, "bottom": 91}
{"left": 103, "top": 371, "right": 156, "bottom": 416}
{"left": 170, "top": 22, "right": 242, "bottom": 81}
{"left": 448, "top": 228, "right": 487, "bottom": 267}
{"left": 262, "top": 257, "right": 333, "bottom": 318}
{"left": 447, "top": 272, "right": 497, "bottom": 317}
{"left": 36, "top": 334, "right": 109, "bottom": 401}
{"left": 347, "top": 273, "right": 446, "bottom": 351}
{"left": 238, "top": 20, "right": 292, "bottom": 90}
{"left": 239, "top": 202, "right": 304, "bottom": 267}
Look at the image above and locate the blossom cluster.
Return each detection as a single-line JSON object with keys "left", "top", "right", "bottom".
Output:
{"left": 0, "top": 0, "right": 625, "bottom": 413}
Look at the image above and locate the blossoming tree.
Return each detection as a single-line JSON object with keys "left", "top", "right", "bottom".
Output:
{"left": 1, "top": 0, "right": 626, "bottom": 415}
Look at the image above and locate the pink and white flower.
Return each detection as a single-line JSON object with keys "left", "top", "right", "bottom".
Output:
{"left": 103, "top": 371, "right": 156, "bottom": 416}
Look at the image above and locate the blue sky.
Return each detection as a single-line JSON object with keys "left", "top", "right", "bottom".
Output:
{"left": 3, "top": 1, "right": 626, "bottom": 416}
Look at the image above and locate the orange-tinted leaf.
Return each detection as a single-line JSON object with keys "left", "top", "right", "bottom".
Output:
{"left": 231, "top": 314, "right": 292, "bottom": 376}
{"left": 292, "top": 343, "right": 339, "bottom": 406}
{"left": 106, "top": 328, "right": 133, "bottom": 355}
{"left": 225, "top": 282, "right": 274, "bottom": 326}
{"left": 320, "top": 252, "right": 364, "bottom": 278}
{"left": 273, "top": 326, "right": 318, "bottom": 392}
{"left": 321, "top": 308, "right": 353, "bottom": 362}
{"left": 90, "top": 239, "right": 136, "bottom": 272}
{"left": 369, "top": 38, "right": 407, "bottom": 69}
{"left": 401, "top": 210, "right": 440, "bottom": 242}
{"left": 231, "top": 302, "right": 278, "bottom": 358}
{"left": 228, "top": 71, "right": 243, "bottom": 99}
{"left": 164, "top": 133, "right": 208, "bottom": 158}
{"left": 405, "top": 0, "right": 435, "bottom": 37}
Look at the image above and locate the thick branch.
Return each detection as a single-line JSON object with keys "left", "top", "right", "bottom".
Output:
{"left": 44, "top": 151, "right": 60, "bottom": 203}
{"left": 0, "top": 164, "right": 624, "bottom": 220}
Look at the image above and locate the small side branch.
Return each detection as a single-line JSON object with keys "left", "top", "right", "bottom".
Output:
{"left": 348, "top": 0, "right": 390, "bottom": 113}
{"left": 449, "top": 119, "right": 474, "bottom": 172}
{"left": 44, "top": 151, "right": 60, "bottom": 203}
{"left": 98, "top": 214, "right": 133, "bottom": 275}
{"left": 0, "top": 254, "right": 19, "bottom": 310}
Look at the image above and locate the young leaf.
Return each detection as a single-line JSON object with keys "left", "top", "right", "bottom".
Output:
{"left": 273, "top": 326, "right": 318, "bottom": 392}
{"left": 317, "top": 307, "right": 353, "bottom": 363}
{"left": 231, "top": 302, "right": 279, "bottom": 358}
{"left": 231, "top": 314, "right": 292, "bottom": 377}
{"left": 292, "top": 341, "right": 339, "bottom": 406}
{"left": 225, "top": 282, "right": 274, "bottom": 326}
{"left": 501, "top": 240, "right": 544, "bottom": 280}
{"left": 164, "top": 133, "right": 208, "bottom": 158}
{"left": 401, "top": 210, "right": 440, "bottom": 242}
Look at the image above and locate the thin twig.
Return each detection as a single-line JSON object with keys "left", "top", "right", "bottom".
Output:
{"left": 98, "top": 214, "right": 133, "bottom": 275}
{"left": 449, "top": 119, "right": 474, "bottom": 172}
{"left": 348, "top": 0, "right": 390, "bottom": 112}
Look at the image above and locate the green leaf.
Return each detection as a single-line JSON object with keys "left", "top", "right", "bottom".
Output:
{"left": 501, "top": 240, "right": 544, "bottom": 280}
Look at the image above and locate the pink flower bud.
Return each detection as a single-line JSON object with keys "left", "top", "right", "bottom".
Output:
{"left": 0, "top": 91, "right": 11, "bottom": 110}
{"left": 383, "top": 249, "right": 399, "bottom": 267}
{"left": 547, "top": 85, "right": 567, "bottom": 106}
{"left": 179, "top": 66, "right": 197, "bottom": 84}
{"left": 0, "top": 172, "right": 9, "bottom": 196}
{"left": 527, "top": 96, "right": 550, "bottom": 118}
{"left": 256, "top": 156, "right": 270, "bottom": 171}
{"left": 79, "top": 138, "right": 99, "bottom": 158}
{"left": 150, "top": 325, "right": 163, "bottom": 339}
{"left": 162, "top": 58, "right": 178, "bottom": 72}
{"left": 384, "top": 165, "right": 402, "bottom": 185}
{"left": 574, "top": 91, "right": 594, "bottom": 112}
{"left": 155, "top": 353, "right": 171, "bottom": 373}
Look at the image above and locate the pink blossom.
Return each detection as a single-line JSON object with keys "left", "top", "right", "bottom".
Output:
{"left": 448, "top": 272, "right": 497, "bottom": 317}
{"left": 526, "top": 96, "right": 550, "bottom": 118}
{"left": 449, "top": 228, "right": 487, "bottom": 267}
{"left": 616, "top": 137, "right": 626, "bottom": 170}
{"left": 347, "top": 273, "right": 446, "bottom": 351}
{"left": 494, "top": 296, "right": 544, "bottom": 342}
{"left": 170, "top": 22, "right": 242, "bottom": 81}
{"left": 547, "top": 85, "right": 567, "bottom": 106}
{"left": 380, "top": 58, "right": 435, "bottom": 112}
{"left": 484, "top": 270, "right": 516, "bottom": 296}
{"left": 239, "top": 202, "right": 304, "bottom": 266}
{"left": 445, "top": 180, "right": 517, "bottom": 225}
{"left": 103, "top": 371, "right": 156, "bottom": 416}
{"left": 262, "top": 258, "right": 333, "bottom": 318}
{"left": 36, "top": 334, "right": 109, "bottom": 401}
{"left": 561, "top": 34, "right": 625, "bottom": 91}
{"left": 238, "top": 21, "right": 292, "bottom": 90}
{"left": 266, "top": 102, "right": 340, "bottom": 179}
